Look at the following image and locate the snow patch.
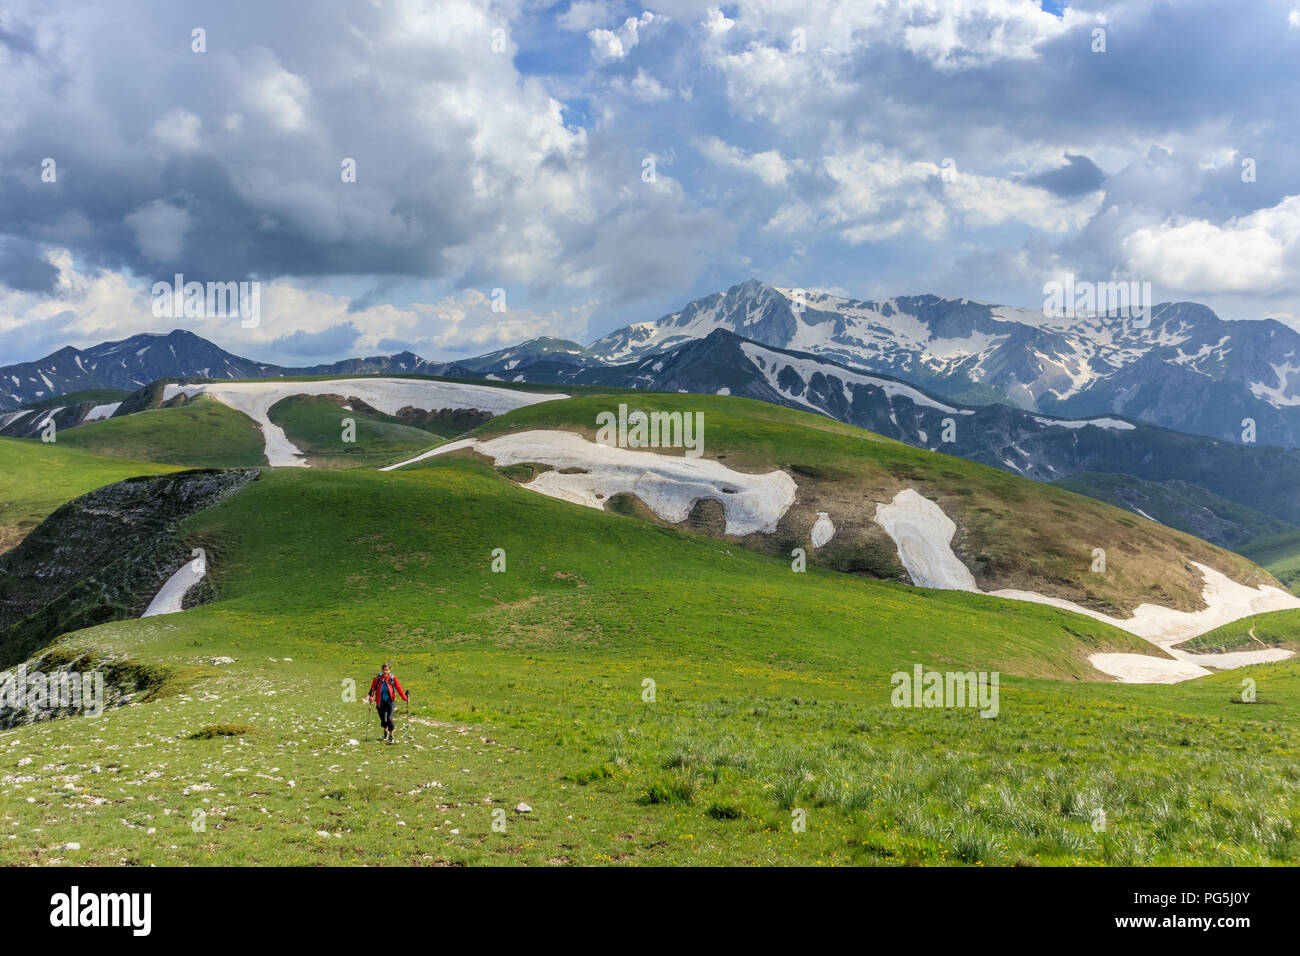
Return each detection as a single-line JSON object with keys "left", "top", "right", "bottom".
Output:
{"left": 142, "top": 556, "right": 207, "bottom": 617}
{"left": 991, "top": 563, "right": 1300, "bottom": 648}
{"left": 1031, "top": 415, "right": 1136, "bottom": 431}
{"left": 163, "top": 379, "right": 566, "bottom": 467}
{"left": 871, "top": 489, "right": 1300, "bottom": 683}
{"left": 1248, "top": 360, "right": 1300, "bottom": 407}
{"left": 387, "top": 430, "right": 797, "bottom": 536}
{"left": 811, "top": 512, "right": 835, "bottom": 548}
{"left": 0, "top": 410, "right": 32, "bottom": 429}
{"left": 83, "top": 402, "right": 121, "bottom": 422}
{"left": 741, "top": 341, "right": 974, "bottom": 416}
{"left": 1086, "top": 654, "right": 1210, "bottom": 684}
{"left": 873, "top": 490, "right": 978, "bottom": 591}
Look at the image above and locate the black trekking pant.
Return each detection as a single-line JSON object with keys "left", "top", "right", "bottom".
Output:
{"left": 377, "top": 700, "right": 394, "bottom": 733}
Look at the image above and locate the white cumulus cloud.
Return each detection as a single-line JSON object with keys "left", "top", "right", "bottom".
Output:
{"left": 588, "top": 11, "right": 656, "bottom": 63}
{"left": 1122, "top": 195, "right": 1300, "bottom": 294}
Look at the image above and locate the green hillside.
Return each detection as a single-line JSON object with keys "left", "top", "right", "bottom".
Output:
{"left": 24, "top": 388, "right": 132, "bottom": 408}
{"left": 265, "top": 395, "right": 454, "bottom": 468}
{"left": 1241, "top": 530, "right": 1300, "bottom": 595}
{"left": 55, "top": 395, "right": 266, "bottom": 467}
{"left": 1053, "top": 471, "right": 1294, "bottom": 550}
{"left": 1180, "top": 609, "right": 1300, "bottom": 654}
{"left": 4, "top": 459, "right": 1299, "bottom": 866}
{"left": 0, "top": 437, "right": 180, "bottom": 552}
{"left": 434, "top": 392, "right": 1278, "bottom": 617}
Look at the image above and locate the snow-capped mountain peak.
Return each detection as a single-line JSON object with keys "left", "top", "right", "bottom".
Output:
{"left": 587, "top": 281, "right": 1300, "bottom": 447}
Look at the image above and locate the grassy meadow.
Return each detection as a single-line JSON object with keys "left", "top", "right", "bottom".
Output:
{"left": 2, "top": 389, "right": 1298, "bottom": 866}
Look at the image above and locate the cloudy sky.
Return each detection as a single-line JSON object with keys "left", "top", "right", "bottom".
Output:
{"left": 2, "top": 0, "right": 1299, "bottom": 366}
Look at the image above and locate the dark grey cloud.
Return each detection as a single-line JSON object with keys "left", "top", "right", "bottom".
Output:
{"left": 375, "top": 336, "right": 424, "bottom": 353}
{"left": 0, "top": 21, "right": 38, "bottom": 57}
{"left": 265, "top": 322, "right": 362, "bottom": 359}
{"left": 0, "top": 239, "right": 58, "bottom": 293}
{"left": 1027, "top": 154, "right": 1105, "bottom": 197}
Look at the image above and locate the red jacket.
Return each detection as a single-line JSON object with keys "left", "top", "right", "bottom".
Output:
{"left": 368, "top": 672, "right": 408, "bottom": 704}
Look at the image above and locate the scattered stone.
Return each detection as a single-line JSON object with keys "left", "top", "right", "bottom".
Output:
{"left": 209, "top": 657, "right": 237, "bottom": 666}
{"left": 515, "top": 803, "right": 532, "bottom": 814}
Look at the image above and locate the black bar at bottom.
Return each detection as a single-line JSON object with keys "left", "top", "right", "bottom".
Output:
{"left": 5, "top": 865, "right": 1283, "bottom": 942}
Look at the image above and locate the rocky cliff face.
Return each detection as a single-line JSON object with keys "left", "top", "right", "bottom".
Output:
{"left": 0, "top": 469, "right": 259, "bottom": 667}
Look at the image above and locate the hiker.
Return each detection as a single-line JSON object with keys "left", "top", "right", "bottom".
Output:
{"left": 367, "top": 662, "right": 409, "bottom": 744}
